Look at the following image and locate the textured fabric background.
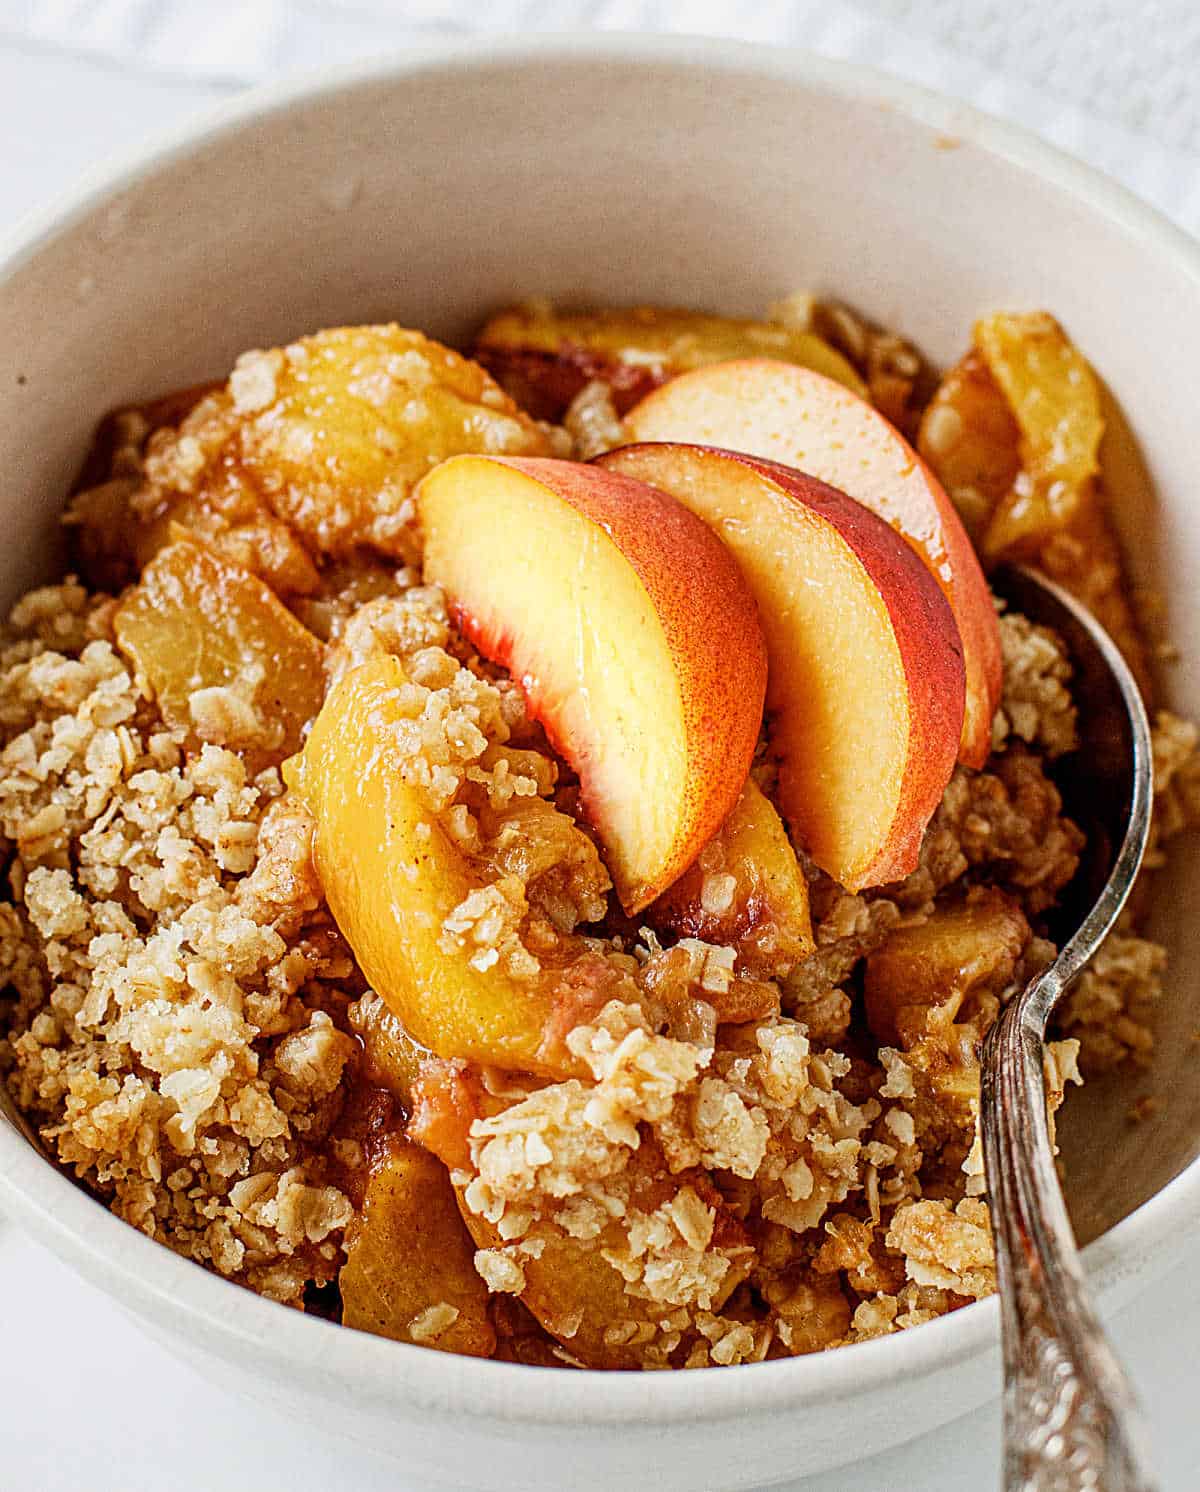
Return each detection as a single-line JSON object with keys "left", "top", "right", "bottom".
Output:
{"left": 2, "top": 0, "right": 1198, "bottom": 230}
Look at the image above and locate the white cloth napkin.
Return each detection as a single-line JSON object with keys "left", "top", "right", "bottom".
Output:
{"left": 3, "top": 0, "right": 1199, "bottom": 231}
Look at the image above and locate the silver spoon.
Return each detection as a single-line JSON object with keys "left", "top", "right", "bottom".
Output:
{"left": 983, "top": 565, "right": 1155, "bottom": 1491}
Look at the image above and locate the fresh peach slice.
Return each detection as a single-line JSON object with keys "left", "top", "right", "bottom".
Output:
{"left": 598, "top": 444, "right": 965, "bottom": 891}
{"left": 417, "top": 455, "right": 767, "bottom": 912}
{"left": 623, "top": 358, "right": 1001, "bottom": 768}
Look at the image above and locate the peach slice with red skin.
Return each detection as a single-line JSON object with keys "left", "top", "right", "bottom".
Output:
{"left": 623, "top": 358, "right": 1001, "bottom": 767}
{"left": 417, "top": 455, "right": 768, "bottom": 912}
{"left": 598, "top": 444, "right": 965, "bottom": 892}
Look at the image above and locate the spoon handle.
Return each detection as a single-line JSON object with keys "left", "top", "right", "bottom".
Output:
{"left": 981, "top": 982, "right": 1157, "bottom": 1492}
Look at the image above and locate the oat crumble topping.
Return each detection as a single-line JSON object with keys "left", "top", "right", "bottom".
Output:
{"left": 2, "top": 303, "right": 1195, "bottom": 1371}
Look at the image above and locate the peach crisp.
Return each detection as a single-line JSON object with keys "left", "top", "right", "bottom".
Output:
{"left": 1, "top": 301, "right": 1196, "bottom": 1369}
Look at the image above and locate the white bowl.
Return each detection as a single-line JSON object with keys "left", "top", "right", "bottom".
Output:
{"left": 2, "top": 35, "right": 1199, "bottom": 1491}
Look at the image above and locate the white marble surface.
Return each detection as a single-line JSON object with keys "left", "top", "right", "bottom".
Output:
{"left": 2, "top": 19, "right": 1200, "bottom": 1491}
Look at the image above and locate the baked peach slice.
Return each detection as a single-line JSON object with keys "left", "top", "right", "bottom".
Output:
{"left": 598, "top": 444, "right": 965, "bottom": 891}
{"left": 411, "top": 1074, "right": 753, "bottom": 1371}
{"left": 473, "top": 303, "right": 866, "bottom": 421}
{"left": 457, "top": 1161, "right": 752, "bottom": 1370}
{"left": 623, "top": 358, "right": 1001, "bottom": 768}
{"left": 114, "top": 532, "right": 326, "bottom": 768}
{"left": 417, "top": 455, "right": 768, "bottom": 912}
{"left": 864, "top": 889, "right": 1030, "bottom": 1048}
{"left": 340, "top": 1139, "right": 496, "bottom": 1357}
{"left": 113, "top": 326, "right": 552, "bottom": 589}
{"left": 651, "top": 778, "right": 814, "bottom": 981}
{"left": 286, "top": 655, "right": 584, "bottom": 1076}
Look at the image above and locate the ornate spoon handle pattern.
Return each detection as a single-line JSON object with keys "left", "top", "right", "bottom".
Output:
{"left": 983, "top": 987, "right": 1155, "bottom": 1491}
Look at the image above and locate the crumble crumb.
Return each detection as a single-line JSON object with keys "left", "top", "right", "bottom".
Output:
{"left": 407, "top": 1301, "right": 461, "bottom": 1344}
{"left": 475, "top": 1248, "right": 526, "bottom": 1294}
{"left": 887, "top": 1197, "right": 996, "bottom": 1299}
{"left": 563, "top": 380, "right": 629, "bottom": 459}
{"left": 1058, "top": 934, "right": 1167, "bottom": 1071}
{"left": 1149, "top": 710, "right": 1200, "bottom": 853}
{"left": 991, "top": 610, "right": 1078, "bottom": 758}
{"left": 229, "top": 348, "right": 285, "bottom": 415}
